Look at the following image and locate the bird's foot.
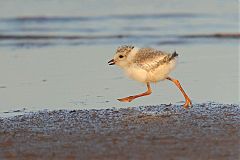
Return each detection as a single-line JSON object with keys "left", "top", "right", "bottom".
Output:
{"left": 117, "top": 96, "right": 135, "bottom": 102}
{"left": 183, "top": 99, "right": 192, "bottom": 109}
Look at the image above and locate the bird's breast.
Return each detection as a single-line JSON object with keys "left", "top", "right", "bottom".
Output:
{"left": 125, "top": 66, "right": 148, "bottom": 83}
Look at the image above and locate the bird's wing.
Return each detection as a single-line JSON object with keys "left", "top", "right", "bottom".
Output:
{"left": 133, "top": 48, "right": 172, "bottom": 71}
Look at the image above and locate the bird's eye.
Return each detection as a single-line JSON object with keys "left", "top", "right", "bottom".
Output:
{"left": 119, "top": 55, "right": 124, "bottom": 58}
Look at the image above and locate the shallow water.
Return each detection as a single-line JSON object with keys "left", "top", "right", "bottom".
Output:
{"left": 0, "top": 0, "right": 239, "bottom": 116}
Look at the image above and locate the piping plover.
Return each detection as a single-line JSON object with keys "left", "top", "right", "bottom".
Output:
{"left": 108, "top": 45, "right": 192, "bottom": 109}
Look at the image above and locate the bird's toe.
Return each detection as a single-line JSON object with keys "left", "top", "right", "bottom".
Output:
{"left": 117, "top": 96, "right": 134, "bottom": 102}
{"left": 183, "top": 100, "right": 192, "bottom": 109}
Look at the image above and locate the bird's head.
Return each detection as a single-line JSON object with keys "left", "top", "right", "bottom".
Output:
{"left": 108, "top": 45, "right": 137, "bottom": 68}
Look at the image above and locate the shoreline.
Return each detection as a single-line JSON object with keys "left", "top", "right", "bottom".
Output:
{"left": 0, "top": 103, "right": 239, "bottom": 159}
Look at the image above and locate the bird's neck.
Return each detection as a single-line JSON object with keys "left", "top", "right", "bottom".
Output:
{"left": 127, "top": 47, "right": 139, "bottom": 62}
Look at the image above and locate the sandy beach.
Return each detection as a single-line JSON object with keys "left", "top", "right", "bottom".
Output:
{"left": 0, "top": 103, "right": 239, "bottom": 160}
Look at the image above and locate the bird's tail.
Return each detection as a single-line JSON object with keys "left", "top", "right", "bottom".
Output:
{"left": 169, "top": 51, "right": 178, "bottom": 61}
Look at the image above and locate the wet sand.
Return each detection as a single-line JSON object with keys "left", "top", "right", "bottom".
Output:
{"left": 0, "top": 103, "right": 239, "bottom": 160}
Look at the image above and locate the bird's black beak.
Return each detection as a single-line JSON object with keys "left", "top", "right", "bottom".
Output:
{"left": 108, "top": 59, "right": 115, "bottom": 65}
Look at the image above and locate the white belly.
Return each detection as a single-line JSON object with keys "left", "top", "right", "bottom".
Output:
{"left": 125, "top": 59, "right": 177, "bottom": 83}
{"left": 125, "top": 66, "right": 148, "bottom": 83}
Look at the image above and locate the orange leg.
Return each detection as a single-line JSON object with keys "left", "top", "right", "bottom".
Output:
{"left": 118, "top": 82, "right": 152, "bottom": 102}
{"left": 166, "top": 77, "right": 192, "bottom": 109}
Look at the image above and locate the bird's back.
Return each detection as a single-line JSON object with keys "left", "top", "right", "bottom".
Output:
{"left": 133, "top": 48, "right": 178, "bottom": 71}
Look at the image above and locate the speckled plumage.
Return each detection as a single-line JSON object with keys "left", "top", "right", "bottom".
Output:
{"left": 132, "top": 48, "right": 178, "bottom": 71}
{"left": 116, "top": 45, "right": 134, "bottom": 55}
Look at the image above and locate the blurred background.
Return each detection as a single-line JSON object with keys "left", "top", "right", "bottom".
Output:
{"left": 0, "top": 0, "right": 239, "bottom": 115}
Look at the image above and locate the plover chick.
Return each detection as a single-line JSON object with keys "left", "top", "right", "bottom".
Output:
{"left": 108, "top": 45, "right": 192, "bottom": 109}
